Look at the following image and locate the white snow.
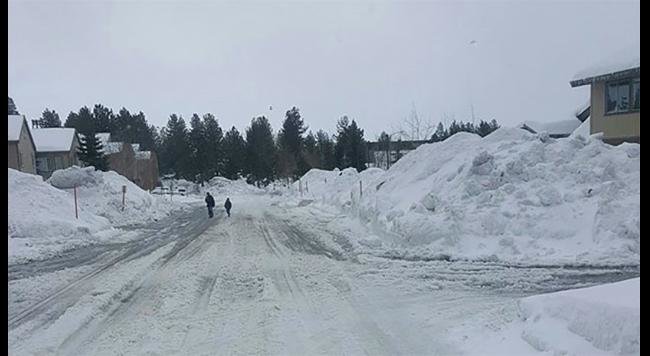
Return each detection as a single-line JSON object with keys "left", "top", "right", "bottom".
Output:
{"left": 95, "top": 132, "right": 111, "bottom": 146}
{"left": 131, "top": 143, "right": 140, "bottom": 152}
{"left": 30, "top": 127, "right": 76, "bottom": 152}
{"left": 8, "top": 115, "right": 25, "bottom": 141}
{"left": 572, "top": 46, "right": 640, "bottom": 82}
{"left": 295, "top": 128, "right": 640, "bottom": 266}
{"left": 575, "top": 100, "right": 591, "bottom": 117}
{"left": 8, "top": 168, "right": 114, "bottom": 264}
{"left": 458, "top": 278, "right": 640, "bottom": 356}
{"left": 135, "top": 151, "right": 151, "bottom": 160}
{"left": 521, "top": 120, "right": 582, "bottom": 137}
{"left": 48, "top": 166, "right": 182, "bottom": 226}
{"left": 102, "top": 142, "right": 124, "bottom": 154}
{"left": 571, "top": 117, "right": 592, "bottom": 139}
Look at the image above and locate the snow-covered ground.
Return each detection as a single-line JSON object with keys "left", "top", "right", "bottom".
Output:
{"left": 455, "top": 278, "right": 640, "bottom": 355}
{"left": 8, "top": 196, "right": 639, "bottom": 355}
{"left": 8, "top": 130, "right": 639, "bottom": 355}
{"left": 293, "top": 128, "right": 640, "bottom": 267}
{"left": 8, "top": 167, "right": 189, "bottom": 264}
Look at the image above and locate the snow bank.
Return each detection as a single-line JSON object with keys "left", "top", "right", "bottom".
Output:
{"left": 48, "top": 166, "right": 181, "bottom": 226}
{"left": 297, "top": 128, "right": 639, "bottom": 265}
{"left": 160, "top": 176, "right": 263, "bottom": 197}
{"left": 518, "top": 278, "right": 640, "bottom": 355}
{"left": 8, "top": 169, "right": 113, "bottom": 264}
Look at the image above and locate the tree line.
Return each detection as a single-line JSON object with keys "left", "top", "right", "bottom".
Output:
{"left": 9, "top": 97, "right": 502, "bottom": 186}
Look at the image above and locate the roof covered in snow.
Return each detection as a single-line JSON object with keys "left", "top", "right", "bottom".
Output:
{"left": 135, "top": 151, "right": 152, "bottom": 160}
{"left": 103, "top": 142, "right": 124, "bottom": 154}
{"left": 96, "top": 132, "right": 111, "bottom": 146}
{"left": 520, "top": 119, "right": 582, "bottom": 137}
{"left": 131, "top": 143, "right": 140, "bottom": 152}
{"left": 571, "top": 46, "right": 640, "bottom": 87}
{"left": 8, "top": 115, "right": 25, "bottom": 141}
{"left": 31, "top": 128, "right": 77, "bottom": 152}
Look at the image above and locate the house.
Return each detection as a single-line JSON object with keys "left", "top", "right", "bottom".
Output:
{"left": 79, "top": 132, "right": 160, "bottom": 190}
{"left": 520, "top": 119, "right": 582, "bottom": 139}
{"left": 31, "top": 127, "right": 81, "bottom": 179}
{"left": 367, "top": 139, "right": 430, "bottom": 169}
{"left": 103, "top": 142, "right": 137, "bottom": 182}
{"left": 570, "top": 48, "right": 640, "bottom": 144}
{"left": 8, "top": 115, "right": 37, "bottom": 174}
{"left": 134, "top": 150, "right": 159, "bottom": 190}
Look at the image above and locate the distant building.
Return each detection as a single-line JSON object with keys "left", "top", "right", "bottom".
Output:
{"left": 84, "top": 133, "right": 160, "bottom": 190}
{"left": 103, "top": 142, "right": 137, "bottom": 183}
{"left": 134, "top": 150, "right": 159, "bottom": 190}
{"left": 367, "top": 139, "right": 429, "bottom": 170}
{"left": 7, "top": 115, "right": 37, "bottom": 174}
{"left": 31, "top": 127, "right": 80, "bottom": 179}
{"left": 570, "top": 48, "right": 640, "bottom": 144}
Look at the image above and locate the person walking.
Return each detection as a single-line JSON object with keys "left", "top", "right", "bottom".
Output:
{"left": 205, "top": 192, "right": 215, "bottom": 218}
{"left": 224, "top": 197, "right": 232, "bottom": 217}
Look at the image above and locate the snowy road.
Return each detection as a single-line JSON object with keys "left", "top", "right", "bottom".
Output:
{"left": 8, "top": 196, "right": 639, "bottom": 355}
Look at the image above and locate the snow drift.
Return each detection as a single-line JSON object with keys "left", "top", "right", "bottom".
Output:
{"left": 48, "top": 166, "right": 180, "bottom": 226}
{"left": 8, "top": 169, "right": 113, "bottom": 263}
{"left": 296, "top": 128, "right": 640, "bottom": 265}
{"left": 518, "top": 278, "right": 640, "bottom": 355}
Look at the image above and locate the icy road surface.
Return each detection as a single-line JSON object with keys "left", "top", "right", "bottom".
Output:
{"left": 8, "top": 196, "right": 638, "bottom": 355}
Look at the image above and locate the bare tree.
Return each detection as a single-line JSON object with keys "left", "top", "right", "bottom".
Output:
{"left": 391, "top": 103, "right": 436, "bottom": 141}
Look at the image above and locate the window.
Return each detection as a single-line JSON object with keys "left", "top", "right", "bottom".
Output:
{"left": 36, "top": 157, "right": 48, "bottom": 171}
{"left": 55, "top": 156, "right": 64, "bottom": 169}
{"left": 606, "top": 78, "right": 640, "bottom": 114}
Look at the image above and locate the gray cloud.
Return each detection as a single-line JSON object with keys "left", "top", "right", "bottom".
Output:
{"left": 9, "top": 0, "right": 640, "bottom": 139}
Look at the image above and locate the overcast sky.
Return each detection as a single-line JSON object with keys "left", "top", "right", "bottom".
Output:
{"left": 8, "top": 0, "right": 640, "bottom": 139}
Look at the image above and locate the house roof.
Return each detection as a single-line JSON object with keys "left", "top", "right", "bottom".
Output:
{"left": 131, "top": 143, "right": 140, "bottom": 152}
{"left": 31, "top": 128, "right": 77, "bottom": 152}
{"left": 574, "top": 101, "right": 591, "bottom": 122}
{"left": 135, "top": 151, "right": 152, "bottom": 160}
{"left": 570, "top": 46, "right": 640, "bottom": 87}
{"left": 520, "top": 120, "right": 582, "bottom": 137}
{"left": 96, "top": 132, "right": 111, "bottom": 146}
{"left": 8, "top": 115, "right": 24, "bottom": 141}
{"left": 103, "top": 142, "right": 125, "bottom": 154}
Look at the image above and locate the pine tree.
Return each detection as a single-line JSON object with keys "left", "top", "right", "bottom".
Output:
{"left": 334, "top": 116, "right": 367, "bottom": 171}
{"left": 431, "top": 122, "right": 446, "bottom": 142}
{"left": 39, "top": 109, "right": 62, "bottom": 128}
{"left": 316, "top": 130, "right": 336, "bottom": 170}
{"left": 245, "top": 116, "right": 276, "bottom": 185}
{"left": 8, "top": 97, "right": 19, "bottom": 115}
{"left": 203, "top": 113, "right": 224, "bottom": 179}
{"left": 189, "top": 114, "right": 208, "bottom": 183}
{"left": 65, "top": 106, "right": 94, "bottom": 135}
{"left": 92, "top": 104, "right": 113, "bottom": 133}
{"left": 160, "top": 114, "right": 191, "bottom": 179}
{"left": 222, "top": 126, "right": 246, "bottom": 180}
{"left": 77, "top": 132, "right": 109, "bottom": 171}
{"left": 277, "top": 107, "right": 308, "bottom": 179}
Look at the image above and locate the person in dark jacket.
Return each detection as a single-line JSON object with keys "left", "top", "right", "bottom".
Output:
{"left": 224, "top": 197, "right": 232, "bottom": 217}
{"left": 205, "top": 192, "right": 215, "bottom": 218}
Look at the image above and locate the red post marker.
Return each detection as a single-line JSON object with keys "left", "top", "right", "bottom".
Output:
{"left": 122, "top": 185, "right": 127, "bottom": 211}
{"left": 74, "top": 185, "right": 78, "bottom": 219}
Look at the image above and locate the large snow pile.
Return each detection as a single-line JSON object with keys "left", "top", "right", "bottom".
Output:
{"left": 204, "top": 176, "right": 263, "bottom": 196}
{"left": 297, "top": 128, "right": 639, "bottom": 265}
{"left": 8, "top": 169, "right": 113, "bottom": 263}
{"left": 518, "top": 278, "right": 640, "bottom": 355}
{"left": 294, "top": 167, "right": 384, "bottom": 208}
{"left": 159, "top": 176, "right": 262, "bottom": 197}
{"left": 48, "top": 166, "right": 180, "bottom": 226}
